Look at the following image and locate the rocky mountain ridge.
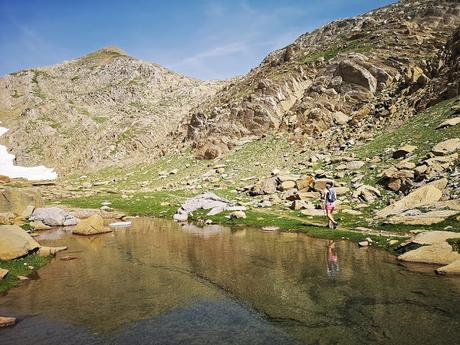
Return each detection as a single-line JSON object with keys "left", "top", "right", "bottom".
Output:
{"left": 0, "top": 46, "right": 224, "bottom": 174}
{"left": 180, "top": 0, "right": 460, "bottom": 159}
{"left": 0, "top": 0, "right": 459, "bottom": 177}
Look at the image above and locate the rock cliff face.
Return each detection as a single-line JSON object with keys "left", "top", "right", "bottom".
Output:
{"left": 0, "top": 47, "right": 223, "bottom": 173}
{"left": 180, "top": 0, "right": 460, "bottom": 159}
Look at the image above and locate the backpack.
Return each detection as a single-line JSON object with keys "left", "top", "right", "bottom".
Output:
{"left": 327, "top": 189, "right": 337, "bottom": 203}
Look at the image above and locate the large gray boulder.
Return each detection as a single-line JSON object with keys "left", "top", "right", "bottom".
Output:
{"left": 0, "top": 225, "right": 40, "bottom": 260}
{"left": 30, "top": 207, "right": 78, "bottom": 226}
{"left": 335, "top": 59, "right": 377, "bottom": 93}
{"left": 173, "top": 192, "right": 244, "bottom": 222}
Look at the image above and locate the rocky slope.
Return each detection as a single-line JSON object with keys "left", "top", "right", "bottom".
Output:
{"left": 0, "top": 47, "right": 223, "bottom": 174}
{"left": 1, "top": 0, "right": 459, "bottom": 178}
{"left": 180, "top": 0, "right": 460, "bottom": 159}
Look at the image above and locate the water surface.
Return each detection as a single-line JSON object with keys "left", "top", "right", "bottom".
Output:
{"left": 1, "top": 218, "right": 459, "bottom": 345}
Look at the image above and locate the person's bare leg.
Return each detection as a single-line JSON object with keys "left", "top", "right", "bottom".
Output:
{"left": 326, "top": 209, "right": 334, "bottom": 228}
{"left": 327, "top": 209, "right": 337, "bottom": 227}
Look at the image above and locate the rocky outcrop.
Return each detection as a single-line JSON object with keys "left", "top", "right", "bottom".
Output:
{"left": 179, "top": 0, "right": 460, "bottom": 160}
{"left": 0, "top": 187, "right": 43, "bottom": 219}
{"left": 386, "top": 210, "right": 458, "bottom": 225}
{"left": 392, "top": 145, "right": 417, "bottom": 159}
{"left": 0, "top": 225, "right": 40, "bottom": 260}
{"left": 173, "top": 192, "right": 245, "bottom": 222}
{"left": 376, "top": 179, "right": 447, "bottom": 218}
{"left": 431, "top": 138, "right": 460, "bottom": 156}
{"left": 352, "top": 185, "right": 381, "bottom": 202}
{"left": 436, "top": 117, "right": 460, "bottom": 129}
{"left": 334, "top": 59, "right": 377, "bottom": 93}
{"left": 249, "top": 177, "right": 278, "bottom": 195}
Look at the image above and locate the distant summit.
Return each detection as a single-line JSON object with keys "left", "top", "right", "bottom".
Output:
{"left": 0, "top": 43, "right": 223, "bottom": 173}
{"left": 78, "top": 46, "right": 129, "bottom": 65}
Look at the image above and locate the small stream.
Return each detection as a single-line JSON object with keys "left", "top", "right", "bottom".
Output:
{"left": 0, "top": 218, "right": 459, "bottom": 345}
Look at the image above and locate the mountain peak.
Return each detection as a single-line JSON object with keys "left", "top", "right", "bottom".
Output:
{"left": 79, "top": 46, "right": 129, "bottom": 65}
{"left": 94, "top": 46, "right": 127, "bottom": 56}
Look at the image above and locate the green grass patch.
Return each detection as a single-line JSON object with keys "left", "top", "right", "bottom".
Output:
{"left": 61, "top": 190, "right": 192, "bottom": 218}
{"left": 373, "top": 215, "right": 460, "bottom": 234}
{"left": 80, "top": 47, "right": 125, "bottom": 66}
{"left": 301, "top": 39, "right": 374, "bottom": 64}
{"left": 0, "top": 255, "right": 51, "bottom": 294}
{"left": 93, "top": 116, "right": 108, "bottom": 124}
{"left": 128, "top": 76, "right": 146, "bottom": 86}
{"left": 350, "top": 96, "right": 460, "bottom": 188}
{"left": 188, "top": 207, "right": 405, "bottom": 250}
{"left": 354, "top": 97, "right": 460, "bottom": 160}
{"left": 61, "top": 189, "right": 406, "bottom": 252}
{"left": 447, "top": 238, "right": 460, "bottom": 253}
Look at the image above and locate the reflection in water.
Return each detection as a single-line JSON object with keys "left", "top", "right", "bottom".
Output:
{"left": 180, "top": 223, "right": 229, "bottom": 238}
{"left": 326, "top": 240, "right": 340, "bottom": 280}
{"left": 0, "top": 218, "right": 459, "bottom": 345}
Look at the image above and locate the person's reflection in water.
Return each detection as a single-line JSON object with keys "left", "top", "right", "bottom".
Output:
{"left": 326, "top": 240, "right": 340, "bottom": 279}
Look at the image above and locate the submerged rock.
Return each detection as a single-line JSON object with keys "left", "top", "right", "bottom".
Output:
{"left": 398, "top": 242, "right": 460, "bottom": 265}
{"left": 109, "top": 221, "right": 132, "bottom": 228}
{"left": 436, "top": 259, "right": 460, "bottom": 275}
{"left": 38, "top": 246, "right": 68, "bottom": 257}
{"left": 0, "top": 316, "right": 16, "bottom": 327}
{"left": 72, "top": 214, "right": 112, "bottom": 236}
{"left": 261, "top": 226, "right": 280, "bottom": 232}
{"left": 30, "top": 220, "right": 51, "bottom": 230}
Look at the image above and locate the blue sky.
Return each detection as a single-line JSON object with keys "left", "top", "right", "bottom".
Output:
{"left": 0, "top": 0, "right": 395, "bottom": 80}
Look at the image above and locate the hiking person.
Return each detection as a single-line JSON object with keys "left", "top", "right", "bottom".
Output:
{"left": 323, "top": 181, "right": 338, "bottom": 229}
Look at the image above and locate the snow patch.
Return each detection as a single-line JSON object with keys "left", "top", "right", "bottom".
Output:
{"left": 0, "top": 126, "right": 57, "bottom": 180}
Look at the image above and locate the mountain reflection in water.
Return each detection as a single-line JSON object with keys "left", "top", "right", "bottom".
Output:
{"left": 0, "top": 218, "right": 459, "bottom": 345}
